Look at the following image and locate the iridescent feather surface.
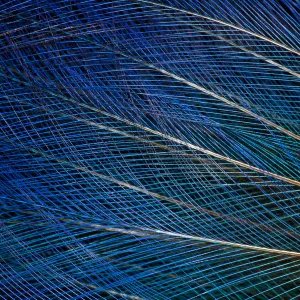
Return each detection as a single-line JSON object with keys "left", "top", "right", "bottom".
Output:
{"left": 0, "top": 0, "right": 300, "bottom": 299}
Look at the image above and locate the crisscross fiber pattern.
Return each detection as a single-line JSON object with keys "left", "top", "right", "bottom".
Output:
{"left": 0, "top": 0, "right": 300, "bottom": 299}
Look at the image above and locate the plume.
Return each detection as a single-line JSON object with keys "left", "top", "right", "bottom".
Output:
{"left": 0, "top": 0, "right": 300, "bottom": 298}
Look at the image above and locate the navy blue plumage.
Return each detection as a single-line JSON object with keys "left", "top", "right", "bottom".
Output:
{"left": 0, "top": 0, "right": 300, "bottom": 299}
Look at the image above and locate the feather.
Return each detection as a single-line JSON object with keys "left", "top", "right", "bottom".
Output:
{"left": 0, "top": 0, "right": 299, "bottom": 298}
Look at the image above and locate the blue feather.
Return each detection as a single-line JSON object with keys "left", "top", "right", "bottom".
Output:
{"left": 0, "top": 0, "right": 299, "bottom": 298}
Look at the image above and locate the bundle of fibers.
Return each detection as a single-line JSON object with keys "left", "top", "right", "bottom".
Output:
{"left": 0, "top": 0, "right": 300, "bottom": 299}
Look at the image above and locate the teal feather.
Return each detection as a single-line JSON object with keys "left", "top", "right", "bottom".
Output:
{"left": 0, "top": 0, "right": 299, "bottom": 298}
